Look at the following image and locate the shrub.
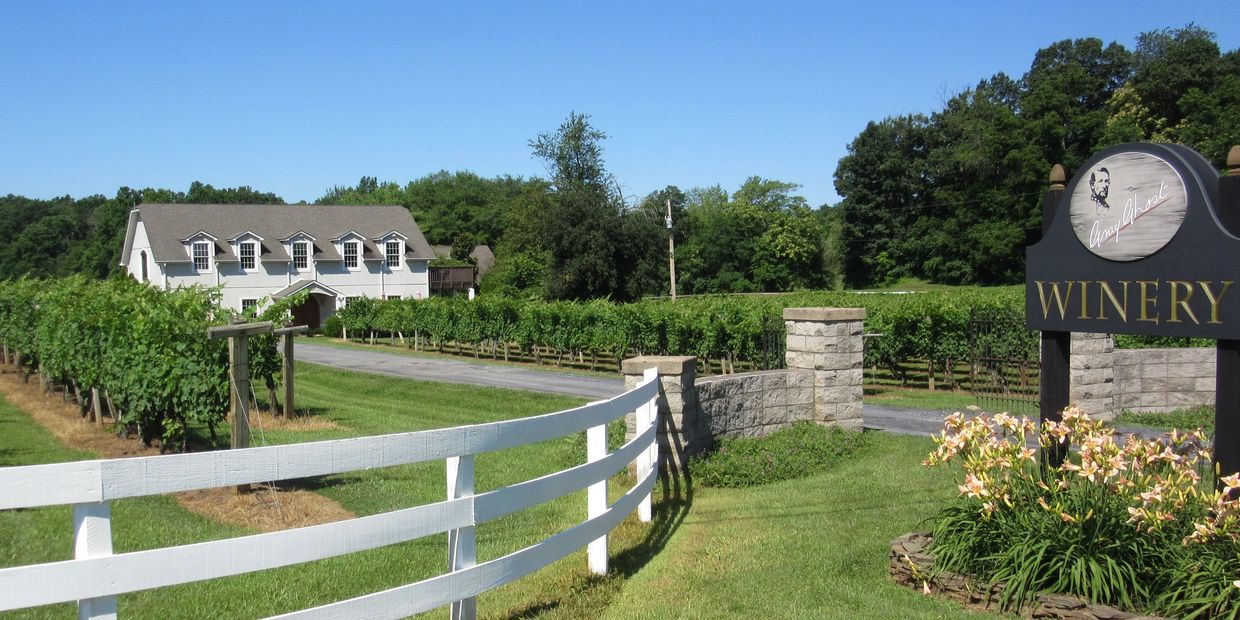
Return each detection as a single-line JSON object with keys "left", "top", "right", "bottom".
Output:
{"left": 925, "top": 406, "right": 1240, "bottom": 616}
{"left": 320, "top": 314, "right": 343, "bottom": 338}
{"left": 689, "top": 422, "right": 867, "bottom": 487}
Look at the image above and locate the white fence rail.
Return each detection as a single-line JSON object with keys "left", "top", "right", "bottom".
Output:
{"left": 0, "top": 368, "right": 661, "bottom": 620}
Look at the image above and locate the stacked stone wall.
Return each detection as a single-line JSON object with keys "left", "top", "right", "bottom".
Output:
{"left": 1069, "top": 332, "right": 1115, "bottom": 420}
{"left": 1114, "top": 347, "right": 1215, "bottom": 413}
{"left": 623, "top": 307, "right": 867, "bottom": 471}
{"left": 696, "top": 370, "right": 815, "bottom": 439}
{"left": 1064, "top": 337, "right": 1216, "bottom": 416}
{"left": 783, "top": 308, "right": 865, "bottom": 429}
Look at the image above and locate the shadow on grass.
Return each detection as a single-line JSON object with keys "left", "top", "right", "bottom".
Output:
{"left": 610, "top": 412, "right": 695, "bottom": 579}
{"left": 501, "top": 409, "right": 696, "bottom": 619}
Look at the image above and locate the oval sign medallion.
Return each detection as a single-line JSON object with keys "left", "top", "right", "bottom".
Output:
{"left": 1069, "top": 151, "right": 1187, "bottom": 261}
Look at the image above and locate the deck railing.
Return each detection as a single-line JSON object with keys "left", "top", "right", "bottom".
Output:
{"left": 0, "top": 367, "right": 660, "bottom": 620}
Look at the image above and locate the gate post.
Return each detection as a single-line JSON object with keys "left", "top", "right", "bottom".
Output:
{"left": 1040, "top": 165, "right": 1071, "bottom": 467}
{"left": 1217, "top": 146, "right": 1240, "bottom": 481}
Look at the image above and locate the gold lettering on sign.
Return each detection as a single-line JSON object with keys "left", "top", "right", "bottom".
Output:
{"left": 1033, "top": 279, "right": 1229, "bottom": 326}
{"left": 1098, "top": 281, "right": 1129, "bottom": 322}
{"left": 1036, "top": 281, "right": 1075, "bottom": 320}
{"left": 1138, "top": 280, "right": 1160, "bottom": 324}
{"left": 1199, "top": 280, "right": 1234, "bottom": 324}
{"left": 1168, "top": 281, "right": 1199, "bottom": 324}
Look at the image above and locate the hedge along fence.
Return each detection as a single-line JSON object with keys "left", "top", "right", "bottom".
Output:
{"left": 0, "top": 369, "right": 661, "bottom": 620}
{"left": 0, "top": 276, "right": 302, "bottom": 451}
{"left": 335, "top": 288, "right": 1028, "bottom": 380}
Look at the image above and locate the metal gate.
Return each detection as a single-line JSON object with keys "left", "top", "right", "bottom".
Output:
{"left": 969, "top": 309, "right": 1040, "bottom": 417}
{"left": 755, "top": 314, "right": 786, "bottom": 370}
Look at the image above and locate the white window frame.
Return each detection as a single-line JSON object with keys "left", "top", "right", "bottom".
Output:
{"left": 193, "top": 241, "right": 212, "bottom": 273}
{"left": 343, "top": 240, "right": 360, "bottom": 270}
{"left": 292, "top": 241, "right": 310, "bottom": 271}
{"left": 239, "top": 241, "right": 257, "bottom": 271}
{"left": 385, "top": 240, "right": 402, "bottom": 269}
{"left": 240, "top": 298, "right": 259, "bottom": 313}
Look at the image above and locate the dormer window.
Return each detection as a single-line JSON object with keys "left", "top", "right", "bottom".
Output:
{"left": 239, "top": 241, "right": 257, "bottom": 271}
{"left": 343, "top": 241, "right": 359, "bottom": 270}
{"left": 385, "top": 240, "right": 402, "bottom": 269}
{"left": 292, "top": 241, "right": 309, "bottom": 271}
{"left": 193, "top": 241, "right": 212, "bottom": 272}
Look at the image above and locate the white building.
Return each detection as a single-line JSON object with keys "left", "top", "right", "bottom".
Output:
{"left": 120, "top": 203, "right": 435, "bottom": 327}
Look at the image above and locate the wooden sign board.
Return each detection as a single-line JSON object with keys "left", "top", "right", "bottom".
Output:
{"left": 1027, "top": 143, "right": 1240, "bottom": 339}
{"left": 1069, "top": 151, "right": 1188, "bottom": 262}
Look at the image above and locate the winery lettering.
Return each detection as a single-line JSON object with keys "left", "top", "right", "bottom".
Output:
{"left": 1034, "top": 280, "right": 1233, "bottom": 325}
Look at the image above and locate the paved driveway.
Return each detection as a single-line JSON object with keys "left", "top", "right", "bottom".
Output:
{"left": 295, "top": 341, "right": 625, "bottom": 400}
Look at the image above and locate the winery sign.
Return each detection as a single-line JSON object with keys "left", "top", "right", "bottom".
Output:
{"left": 1026, "top": 143, "right": 1239, "bottom": 338}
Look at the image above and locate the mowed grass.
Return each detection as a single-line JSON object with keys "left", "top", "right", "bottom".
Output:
{"left": 864, "top": 386, "right": 979, "bottom": 413}
{"left": 3, "top": 362, "right": 993, "bottom": 619}
{"left": 602, "top": 433, "right": 989, "bottom": 620}
{"left": 2, "top": 362, "right": 649, "bottom": 619}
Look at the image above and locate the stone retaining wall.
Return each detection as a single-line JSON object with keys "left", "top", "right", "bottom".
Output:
{"left": 1114, "top": 347, "right": 1215, "bottom": 413}
{"left": 623, "top": 307, "right": 866, "bottom": 470}
{"left": 696, "top": 370, "right": 815, "bottom": 438}
{"left": 1069, "top": 335, "right": 1216, "bottom": 418}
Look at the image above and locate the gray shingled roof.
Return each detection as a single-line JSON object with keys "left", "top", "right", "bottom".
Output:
{"left": 132, "top": 204, "right": 436, "bottom": 264}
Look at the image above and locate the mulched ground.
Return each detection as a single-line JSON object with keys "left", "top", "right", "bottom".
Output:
{"left": 0, "top": 366, "right": 354, "bottom": 532}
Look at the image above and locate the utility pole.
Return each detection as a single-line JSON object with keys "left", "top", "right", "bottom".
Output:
{"left": 666, "top": 199, "right": 677, "bottom": 300}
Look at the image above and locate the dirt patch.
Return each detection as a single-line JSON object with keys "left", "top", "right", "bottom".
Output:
{"left": 178, "top": 486, "right": 354, "bottom": 532}
{"left": 244, "top": 407, "right": 345, "bottom": 433}
{"left": 0, "top": 367, "right": 354, "bottom": 531}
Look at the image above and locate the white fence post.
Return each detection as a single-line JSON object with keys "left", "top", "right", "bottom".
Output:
{"left": 638, "top": 367, "right": 658, "bottom": 522}
{"left": 73, "top": 501, "right": 116, "bottom": 620}
{"left": 446, "top": 455, "right": 476, "bottom": 620}
{"left": 587, "top": 419, "right": 608, "bottom": 574}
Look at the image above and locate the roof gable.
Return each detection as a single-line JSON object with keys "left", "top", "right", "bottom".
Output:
{"left": 227, "top": 230, "right": 265, "bottom": 243}
{"left": 180, "top": 230, "right": 218, "bottom": 243}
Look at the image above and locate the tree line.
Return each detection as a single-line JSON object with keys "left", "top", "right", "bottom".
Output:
{"left": 836, "top": 25, "right": 1240, "bottom": 287}
{"left": 1, "top": 25, "right": 1233, "bottom": 297}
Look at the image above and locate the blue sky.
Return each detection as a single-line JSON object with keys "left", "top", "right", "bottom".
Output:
{"left": 2, "top": 2, "right": 1238, "bottom": 208}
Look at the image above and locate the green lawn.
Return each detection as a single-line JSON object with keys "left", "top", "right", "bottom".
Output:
{"left": 865, "top": 386, "right": 979, "bottom": 413}
{"left": 2, "top": 364, "right": 987, "bottom": 619}
{"left": 602, "top": 433, "right": 987, "bottom": 619}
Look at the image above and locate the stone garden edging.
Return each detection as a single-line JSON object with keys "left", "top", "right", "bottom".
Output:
{"left": 889, "top": 533, "right": 1173, "bottom": 620}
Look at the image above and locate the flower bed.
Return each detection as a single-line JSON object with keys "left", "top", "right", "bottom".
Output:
{"left": 915, "top": 407, "right": 1240, "bottom": 619}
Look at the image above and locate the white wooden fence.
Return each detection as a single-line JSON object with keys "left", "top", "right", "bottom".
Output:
{"left": 0, "top": 368, "right": 661, "bottom": 619}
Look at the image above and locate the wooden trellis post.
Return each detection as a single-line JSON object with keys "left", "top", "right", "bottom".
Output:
{"left": 207, "top": 320, "right": 274, "bottom": 452}
{"left": 273, "top": 325, "right": 308, "bottom": 418}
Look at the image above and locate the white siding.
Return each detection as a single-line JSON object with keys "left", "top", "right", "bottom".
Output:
{"left": 126, "top": 222, "right": 153, "bottom": 283}
{"left": 163, "top": 256, "right": 430, "bottom": 310}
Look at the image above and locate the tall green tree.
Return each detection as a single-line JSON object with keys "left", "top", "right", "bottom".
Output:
{"left": 529, "top": 112, "right": 625, "bottom": 300}
{"left": 678, "top": 178, "right": 828, "bottom": 293}
{"left": 834, "top": 115, "right": 933, "bottom": 287}
{"left": 1019, "top": 38, "right": 1131, "bottom": 172}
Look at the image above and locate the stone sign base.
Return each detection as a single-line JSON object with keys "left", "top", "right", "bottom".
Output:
{"left": 889, "top": 533, "right": 1171, "bottom": 620}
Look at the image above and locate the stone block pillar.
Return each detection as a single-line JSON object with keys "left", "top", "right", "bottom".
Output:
{"left": 1070, "top": 332, "right": 1115, "bottom": 420}
{"left": 783, "top": 308, "right": 866, "bottom": 429}
{"left": 622, "top": 356, "right": 700, "bottom": 470}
